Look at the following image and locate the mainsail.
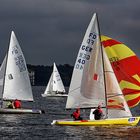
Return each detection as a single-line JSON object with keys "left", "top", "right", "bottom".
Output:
{"left": 2, "top": 31, "right": 33, "bottom": 101}
{"left": 101, "top": 36, "right": 140, "bottom": 108}
{"left": 66, "top": 13, "right": 132, "bottom": 118}
{"left": 66, "top": 13, "right": 105, "bottom": 109}
{"left": 52, "top": 63, "right": 65, "bottom": 92}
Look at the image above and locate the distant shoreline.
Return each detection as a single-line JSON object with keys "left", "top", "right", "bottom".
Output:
{"left": 27, "top": 64, "right": 73, "bottom": 87}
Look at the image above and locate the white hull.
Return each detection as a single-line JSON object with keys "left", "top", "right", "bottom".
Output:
{"left": 41, "top": 93, "right": 68, "bottom": 97}
{"left": 0, "top": 108, "right": 44, "bottom": 114}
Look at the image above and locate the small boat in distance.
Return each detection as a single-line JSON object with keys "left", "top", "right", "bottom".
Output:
{"left": 52, "top": 13, "right": 140, "bottom": 126}
{"left": 0, "top": 31, "right": 43, "bottom": 114}
{"left": 42, "top": 62, "right": 67, "bottom": 97}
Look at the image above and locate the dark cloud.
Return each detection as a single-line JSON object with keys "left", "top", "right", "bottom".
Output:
{"left": 0, "top": 0, "right": 140, "bottom": 65}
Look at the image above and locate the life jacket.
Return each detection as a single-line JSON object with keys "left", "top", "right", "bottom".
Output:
{"left": 14, "top": 100, "right": 21, "bottom": 109}
{"left": 72, "top": 111, "right": 80, "bottom": 119}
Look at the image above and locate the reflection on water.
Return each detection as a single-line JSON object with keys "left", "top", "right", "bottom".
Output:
{"left": 0, "top": 86, "right": 140, "bottom": 140}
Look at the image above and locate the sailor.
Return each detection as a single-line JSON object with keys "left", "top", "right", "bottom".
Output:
{"left": 93, "top": 105, "right": 104, "bottom": 120}
{"left": 71, "top": 108, "right": 83, "bottom": 120}
{"left": 13, "top": 99, "right": 21, "bottom": 109}
{"left": 7, "top": 101, "right": 14, "bottom": 109}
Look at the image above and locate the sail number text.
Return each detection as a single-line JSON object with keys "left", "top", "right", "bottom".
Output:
{"left": 76, "top": 32, "right": 97, "bottom": 70}
{"left": 12, "top": 46, "right": 26, "bottom": 72}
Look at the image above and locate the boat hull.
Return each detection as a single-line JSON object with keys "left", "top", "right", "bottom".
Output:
{"left": 52, "top": 117, "right": 140, "bottom": 126}
{"left": 41, "top": 94, "right": 68, "bottom": 97}
{"left": 0, "top": 108, "right": 44, "bottom": 114}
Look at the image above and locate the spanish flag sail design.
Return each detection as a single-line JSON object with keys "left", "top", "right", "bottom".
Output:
{"left": 101, "top": 36, "right": 140, "bottom": 108}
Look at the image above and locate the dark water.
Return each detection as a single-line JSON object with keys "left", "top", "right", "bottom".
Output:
{"left": 0, "top": 86, "right": 140, "bottom": 140}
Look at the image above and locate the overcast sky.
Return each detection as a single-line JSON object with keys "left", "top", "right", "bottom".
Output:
{"left": 0, "top": 0, "right": 140, "bottom": 66}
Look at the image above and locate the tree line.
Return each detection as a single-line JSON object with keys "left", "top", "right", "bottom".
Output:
{"left": 27, "top": 64, "right": 73, "bottom": 86}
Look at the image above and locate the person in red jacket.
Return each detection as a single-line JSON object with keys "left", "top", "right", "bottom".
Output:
{"left": 13, "top": 99, "right": 21, "bottom": 109}
{"left": 71, "top": 108, "right": 83, "bottom": 120}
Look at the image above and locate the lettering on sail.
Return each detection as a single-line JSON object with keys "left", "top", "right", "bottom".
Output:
{"left": 8, "top": 74, "right": 13, "bottom": 80}
{"left": 56, "top": 75, "right": 61, "bottom": 82}
{"left": 75, "top": 32, "right": 97, "bottom": 70}
{"left": 12, "top": 46, "right": 26, "bottom": 72}
{"left": 109, "top": 57, "right": 120, "bottom": 71}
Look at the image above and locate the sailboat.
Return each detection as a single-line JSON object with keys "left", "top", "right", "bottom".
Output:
{"left": 0, "top": 31, "right": 43, "bottom": 114}
{"left": 42, "top": 62, "right": 67, "bottom": 97}
{"left": 52, "top": 13, "right": 140, "bottom": 126}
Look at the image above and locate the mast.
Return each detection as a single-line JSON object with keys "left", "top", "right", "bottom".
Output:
{"left": 52, "top": 63, "right": 55, "bottom": 92}
{"left": 96, "top": 13, "right": 108, "bottom": 117}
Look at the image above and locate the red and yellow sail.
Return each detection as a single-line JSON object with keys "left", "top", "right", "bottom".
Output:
{"left": 101, "top": 35, "right": 140, "bottom": 108}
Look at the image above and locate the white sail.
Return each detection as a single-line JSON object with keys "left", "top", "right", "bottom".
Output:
{"left": 103, "top": 49, "right": 132, "bottom": 118}
{"left": 90, "top": 48, "right": 132, "bottom": 119}
{"left": 66, "top": 13, "right": 131, "bottom": 118}
{"left": 52, "top": 63, "right": 65, "bottom": 93}
{"left": 3, "top": 31, "right": 33, "bottom": 101}
{"left": 43, "top": 63, "right": 65, "bottom": 95}
{"left": 66, "top": 13, "right": 105, "bottom": 109}
{"left": 44, "top": 73, "right": 53, "bottom": 95}
{"left": 0, "top": 56, "right": 7, "bottom": 99}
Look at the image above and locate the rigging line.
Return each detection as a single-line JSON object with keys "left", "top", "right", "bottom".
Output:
{"left": 97, "top": 13, "right": 108, "bottom": 118}
{"left": 107, "top": 94, "right": 125, "bottom": 98}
